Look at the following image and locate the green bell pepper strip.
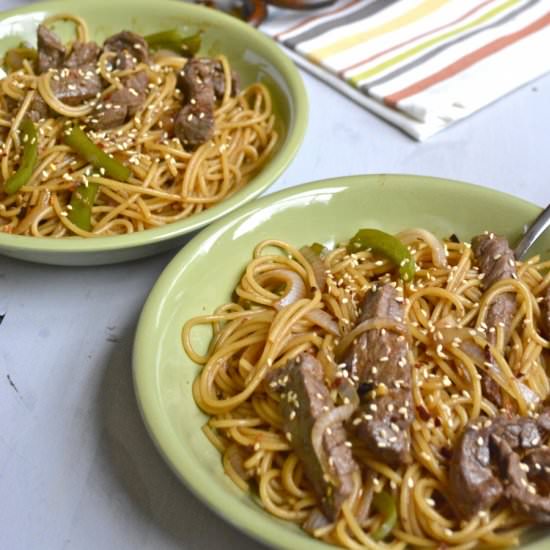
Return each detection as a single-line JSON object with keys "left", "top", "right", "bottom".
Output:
{"left": 68, "top": 181, "right": 99, "bottom": 231}
{"left": 144, "top": 30, "right": 201, "bottom": 57}
{"left": 347, "top": 228, "right": 416, "bottom": 282}
{"left": 309, "top": 242, "right": 325, "bottom": 256}
{"left": 371, "top": 490, "right": 397, "bottom": 541}
{"left": 63, "top": 125, "right": 131, "bottom": 182}
{"left": 3, "top": 118, "right": 38, "bottom": 195}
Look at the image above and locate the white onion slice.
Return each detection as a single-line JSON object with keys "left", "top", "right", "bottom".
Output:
{"left": 300, "top": 246, "right": 327, "bottom": 290}
{"left": 397, "top": 228, "right": 447, "bottom": 268}
{"left": 336, "top": 317, "right": 408, "bottom": 358}
{"left": 305, "top": 308, "right": 340, "bottom": 337}
{"left": 265, "top": 269, "right": 307, "bottom": 309}
{"left": 311, "top": 403, "right": 356, "bottom": 484}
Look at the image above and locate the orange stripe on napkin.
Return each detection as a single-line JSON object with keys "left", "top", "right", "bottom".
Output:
{"left": 339, "top": 0, "right": 495, "bottom": 77}
{"left": 384, "top": 10, "right": 550, "bottom": 108}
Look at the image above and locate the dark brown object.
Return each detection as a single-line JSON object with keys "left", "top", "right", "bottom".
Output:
{"left": 270, "top": 353, "right": 358, "bottom": 520}
{"left": 174, "top": 104, "right": 216, "bottom": 145}
{"left": 49, "top": 67, "right": 103, "bottom": 106}
{"left": 65, "top": 41, "right": 101, "bottom": 68}
{"left": 92, "top": 32, "right": 151, "bottom": 129}
{"left": 449, "top": 419, "right": 503, "bottom": 519}
{"left": 103, "top": 31, "right": 150, "bottom": 67}
{"left": 174, "top": 57, "right": 239, "bottom": 146}
{"left": 344, "top": 284, "right": 413, "bottom": 466}
{"left": 472, "top": 234, "right": 518, "bottom": 410}
{"left": 265, "top": 0, "right": 336, "bottom": 9}
{"left": 27, "top": 94, "right": 50, "bottom": 122}
{"left": 37, "top": 24, "right": 65, "bottom": 73}
{"left": 449, "top": 411, "right": 550, "bottom": 520}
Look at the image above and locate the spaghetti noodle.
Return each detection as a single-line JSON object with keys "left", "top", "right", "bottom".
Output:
{"left": 184, "top": 230, "right": 550, "bottom": 549}
{"left": 0, "top": 14, "right": 278, "bottom": 237}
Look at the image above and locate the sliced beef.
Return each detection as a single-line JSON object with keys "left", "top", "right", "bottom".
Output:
{"left": 539, "top": 287, "right": 550, "bottom": 339}
{"left": 494, "top": 438, "right": 550, "bottom": 522}
{"left": 27, "top": 94, "right": 50, "bottom": 122}
{"left": 344, "top": 284, "right": 413, "bottom": 467}
{"left": 472, "top": 234, "right": 518, "bottom": 409}
{"left": 90, "top": 102, "right": 126, "bottom": 130}
{"left": 449, "top": 419, "right": 503, "bottom": 519}
{"left": 178, "top": 57, "right": 239, "bottom": 102}
{"left": 174, "top": 57, "right": 240, "bottom": 146}
{"left": 524, "top": 448, "right": 550, "bottom": 494}
{"left": 64, "top": 41, "right": 100, "bottom": 68}
{"left": 49, "top": 66, "right": 103, "bottom": 106}
{"left": 270, "top": 353, "right": 358, "bottom": 520}
{"left": 174, "top": 58, "right": 217, "bottom": 146}
{"left": 174, "top": 103, "right": 215, "bottom": 146}
{"left": 36, "top": 27, "right": 102, "bottom": 106}
{"left": 449, "top": 411, "right": 550, "bottom": 520}
{"left": 103, "top": 31, "right": 150, "bottom": 69}
{"left": 473, "top": 234, "right": 516, "bottom": 288}
{"left": 37, "top": 24, "right": 65, "bottom": 74}
{"left": 91, "top": 62, "right": 149, "bottom": 129}
{"left": 109, "top": 71, "right": 148, "bottom": 115}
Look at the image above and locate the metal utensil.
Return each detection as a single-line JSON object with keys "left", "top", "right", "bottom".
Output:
{"left": 514, "top": 203, "right": 550, "bottom": 260}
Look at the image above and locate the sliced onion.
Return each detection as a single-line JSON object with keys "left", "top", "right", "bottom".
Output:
{"left": 518, "top": 382, "right": 541, "bottom": 408}
{"left": 262, "top": 269, "right": 307, "bottom": 309}
{"left": 224, "top": 443, "right": 252, "bottom": 481}
{"left": 446, "top": 331, "right": 541, "bottom": 408}
{"left": 337, "top": 377, "right": 360, "bottom": 408}
{"left": 303, "top": 508, "right": 332, "bottom": 535}
{"left": 437, "top": 326, "right": 477, "bottom": 347}
{"left": 305, "top": 308, "right": 340, "bottom": 337}
{"left": 300, "top": 246, "right": 327, "bottom": 291}
{"left": 356, "top": 472, "right": 375, "bottom": 526}
{"left": 311, "top": 403, "right": 356, "bottom": 485}
{"left": 336, "top": 317, "right": 408, "bottom": 358}
{"left": 397, "top": 228, "right": 447, "bottom": 268}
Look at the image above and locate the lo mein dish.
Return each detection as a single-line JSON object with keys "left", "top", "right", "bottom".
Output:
{"left": 0, "top": 13, "right": 278, "bottom": 237}
{"left": 183, "top": 227, "right": 550, "bottom": 549}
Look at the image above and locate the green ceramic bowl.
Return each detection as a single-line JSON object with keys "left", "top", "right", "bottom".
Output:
{"left": 134, "top": 174, "right": 549, "bottom": 550}
{"left": 0, "top": 0, "right": 307, "bottom": 266}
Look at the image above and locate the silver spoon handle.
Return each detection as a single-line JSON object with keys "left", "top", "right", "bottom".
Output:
{"left": 515, "top": 203, "right": 550, "bottom": 260}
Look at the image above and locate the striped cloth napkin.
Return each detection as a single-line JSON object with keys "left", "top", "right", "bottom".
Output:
{"left": 260, "top": 0, "right": 550, "bottom": 140}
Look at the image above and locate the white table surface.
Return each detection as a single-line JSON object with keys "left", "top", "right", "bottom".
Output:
{"left": 1, "top": 1, "right": 550, "bottom": 549}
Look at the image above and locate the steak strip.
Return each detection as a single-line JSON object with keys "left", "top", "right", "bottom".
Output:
{"left": 344, "top": 284, "right": 413, "bottom": 466}
{"left": 472, "top": 234, "right": 518, "bottom": 410}
{"left": 449, "top": 410, "right": 550, "bottom": 520}
{"left": 270, "top": 353, "right": 358, "bottom": 520}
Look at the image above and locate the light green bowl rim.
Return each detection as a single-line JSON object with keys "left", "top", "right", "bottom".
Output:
{"left": 133, "top": 174, "right": 544, "bottom": 550}
{"left": 0, "top": 0, "right": 307, "bottom": 255}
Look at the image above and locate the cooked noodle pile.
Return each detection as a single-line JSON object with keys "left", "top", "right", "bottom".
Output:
{"left": 184, "top": 231, "right": 550, "bottom": 549}
{"left": 0, "top": 14, "right": 277, "bottom": 237}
